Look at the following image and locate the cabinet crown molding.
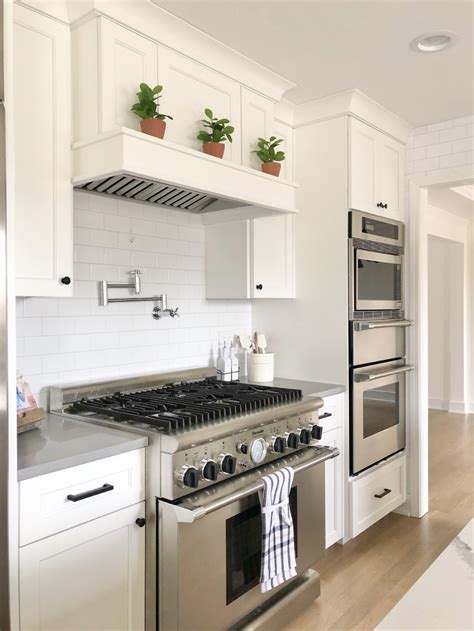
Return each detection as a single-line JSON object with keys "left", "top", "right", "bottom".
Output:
{"left": 69, "top": 0, "right": 295, "bottom": 102}
{"left": 294, "top": 89, "right": 412, "bottom": 143}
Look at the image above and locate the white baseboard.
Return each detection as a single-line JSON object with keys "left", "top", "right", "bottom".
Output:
{"left": 428, "top": 398, "right": 448, "bottom": 411}
{"left": 448, "top": 400, "right": 468, "bottom": 414}
{"left": 468, "top": 402, "right": 474, "bottom": 414}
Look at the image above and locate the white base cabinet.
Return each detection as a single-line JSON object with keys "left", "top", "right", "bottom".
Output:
{"left": 19, "top": 503, "right": 145, "bottom": 631}
{"left": 205, "top": 214, "right": 295, "bottom": 299}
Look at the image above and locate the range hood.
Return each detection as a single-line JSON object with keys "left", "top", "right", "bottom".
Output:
{"left": 72, "top": 128, "right": 298, "bottom": 217}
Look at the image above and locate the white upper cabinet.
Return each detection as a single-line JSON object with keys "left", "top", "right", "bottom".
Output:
{"left": 241, "top": 88, "right": 274, "bottom": 170}
{"left": 14, "top": 5, "right": 73, "bottom": 297}
{"left": 349, "top": 117, "right": 404, "bottom": 221}
{"left": 273, "top": 119, "right": 294, "bottom": 181}
{"left": 157, "top": 46, "right": 242, "bottom": 164}
{"left": 73, "top": 17, "right": 158, "bottom": 141}
{"left": 205, "top": 215, "right": 295, "bottom": 299}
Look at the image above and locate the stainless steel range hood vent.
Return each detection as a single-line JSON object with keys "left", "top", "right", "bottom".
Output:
{"left": 72, "top": 129, "right": 298, "bottom": 218}
{"left": 78, "top": 174, "right": 217, "bottom": 212}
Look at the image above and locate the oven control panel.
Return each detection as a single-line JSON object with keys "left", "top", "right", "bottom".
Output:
{"left": 164, "top": 410, "right": 325, "bottom": 499}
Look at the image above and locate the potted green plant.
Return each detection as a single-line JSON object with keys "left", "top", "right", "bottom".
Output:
{"left": 131, "top": 83, "right": 173, "bottom": 139}
{"left": 253, "top": 136, "right": 286, "bottom": 177}
{"left": 197, "top": 109, "right": 234, "bottom": 158}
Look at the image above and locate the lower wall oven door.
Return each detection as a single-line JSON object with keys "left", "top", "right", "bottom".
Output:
{"left": 351, "top": 361, "right": 414, "bottom": 475}
{"left": 157, "top": 446, "right": 338, "bottom": 631}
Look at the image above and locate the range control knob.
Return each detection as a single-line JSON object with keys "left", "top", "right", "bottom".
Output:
{"left": 285, "top": 432, "right": 300, "bottom": 449}
{"left": 237, "top": 442, "right": 248, "bottom": 455}
{"left": 219, "top": 453, "right": 237, "bottom": 475}
{"left": 309, "top": 424, "right": 323, "bottom": 440}
{"left": 270, "top": 436, "right": 286, "bottom": 454}
{"left": 178, "top": 466, "right": 200, "bottom": 489}
{"left": 201, "top": 459, "right": 219, "bottom": 481}
{"left": 299, "top": 428, "right": 312, "bottom": 445}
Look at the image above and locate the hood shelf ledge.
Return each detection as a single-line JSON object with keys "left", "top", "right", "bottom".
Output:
{"left": 72, "top": 128, "right": 298, "bottom": 219}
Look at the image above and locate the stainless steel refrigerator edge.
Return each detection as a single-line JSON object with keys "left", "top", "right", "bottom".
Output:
{"left": 0, "top": 0, "right": 11, "bottom": 626}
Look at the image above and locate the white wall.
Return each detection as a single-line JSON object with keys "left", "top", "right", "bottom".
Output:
{"left": 16, "top": 191, "right": 251, "bottom": 406}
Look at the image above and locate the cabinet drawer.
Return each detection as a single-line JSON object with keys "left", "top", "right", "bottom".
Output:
{"left": 350, "top": 455, "right": 406, "bottom": 538}
{"left": 320, "top": 393, "right": 343, "bottom": 433}
{"left": 20, "top": 449, "right": 145, "bottom": 546}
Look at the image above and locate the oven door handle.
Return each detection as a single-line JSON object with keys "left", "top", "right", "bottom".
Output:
{"left": 353, "top": 319, "right": 414, "bottom": 331}
{"left": 165, "top": 447, "right": 339, "bottom": 524}
{"left": 354, "top": 364, "right": 415, "bottom": 382}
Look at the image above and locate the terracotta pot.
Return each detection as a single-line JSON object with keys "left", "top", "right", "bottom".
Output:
{"left": 140, "top": 118, "right": 166, "bottom": 139}
{"left": 261, "top": 162, "right": 282, "bottom": 177}
{"left": 202, "top": 142, "right": 225, "bottom": 159}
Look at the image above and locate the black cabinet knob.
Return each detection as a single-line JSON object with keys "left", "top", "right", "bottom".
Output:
{"left": 383, "top": 203, "right": 388, "bottom": 209}
{"left": 310, "top": 424, "right": 323, "bottom": 440}
{"left": 238, "top": 443, "right": 248, "bottom": 455}
{"left": 221, "top": 454, "right": 237, "bottom": 475}
{"left": 202, "top": 460, "right": 219, "bottom": 481}
{"left": 271, "top": 436, "right": 286, "bottom": 454}
{"left": 299, "top": 429, "right": 311, "bottom": 445}
{"left": 286, "top": 432, "right": 299, "bottom": 449}
{"left": 183, "top": 467, "right": 200, "bottom": 488}
{"left": 60, "top": 276, "right": 71, "bottom": 285}
{"left": 135, "top": 517, "right": 146, "bottom": 528}
{"left": 255, "top": 284, "right": 263, "bottom": 290}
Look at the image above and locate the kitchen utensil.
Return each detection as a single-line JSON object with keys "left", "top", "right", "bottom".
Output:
{"left": 257, "top": 333, "right": 267, "bottom": 354}
{"left": 254, "top": 331, "right": 259, "bottom": 354}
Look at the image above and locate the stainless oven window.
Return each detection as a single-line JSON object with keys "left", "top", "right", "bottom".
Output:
{"left": 225, "top": 488, "right": 298, "bottom": 605}
{"left": 363, "top": 382, "right": 400, "bottom": 438}
{"left": 357, "top": 258, "right": 402, "bottom": 303}
{"left": 362, "top": 216, "right": 400, "bottom": 241}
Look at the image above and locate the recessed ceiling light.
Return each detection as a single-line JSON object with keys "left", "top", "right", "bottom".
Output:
{"left": 410, "top": 31, "right": 457, "bottom": 53}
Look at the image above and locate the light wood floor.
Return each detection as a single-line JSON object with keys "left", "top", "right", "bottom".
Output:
{"left": 284, "top": 409, "right": 474, "bottom": 631}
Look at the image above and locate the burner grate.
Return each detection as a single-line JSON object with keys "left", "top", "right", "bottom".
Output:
{"left": 69, "top": 379, "right": 303, "bottom": 433}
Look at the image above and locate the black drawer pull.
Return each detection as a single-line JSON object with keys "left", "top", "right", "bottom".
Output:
{"left": 374, "top": 488, "right": 391, "bottom": 499}
{"left": 318, "top": 412, "right": 332, "bottom": 420}
{"left": 67, "top": 483, "right": 114, "bottom": 502}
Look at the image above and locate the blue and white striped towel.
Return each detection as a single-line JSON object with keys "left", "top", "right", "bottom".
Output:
{"left": 260, "top": 466, "right": 297, "bottom": 593}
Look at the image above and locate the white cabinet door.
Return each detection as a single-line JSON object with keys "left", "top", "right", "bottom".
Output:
{"left": 205, "top": 215, "right": 295, "bottom": 299}
{"left": 349, "top": 117, "right": 405, "bottom": 220}
{"left": 158, "top": 46, "right": 242, "bottom": 164}
{"left": 376, "top": 133, "right": 405, "bottom": 221}
{"left": 324, "top": 427, "right": 343, "bottom": 548}
{"left": 251, "top": 214, "right": 295, "bottom": 299}
{"left": 241, "top": 87, "right": 274, "bottom": 170}
{"left": 19, "top": 503, "right": 145, "bottom": 631}
{"left": 349, "top": 117, "right": 377, "bottom": 214}
{"left": 14, "top": 6, "right": 73, "bottom": 297}
{"left": 100, "top": 18, "right": 158, "bottom": 133}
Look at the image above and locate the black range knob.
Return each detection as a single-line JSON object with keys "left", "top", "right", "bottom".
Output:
{"left": 60, "top": 276, "right": 71, "bottom": 285}
{"left": 271, "top": 436, "right": 286, "bottom": 454}
{"left": 310, "top": 424, "right": 323, "bottom": 440}
{"left": 202, "top": 460, "right": 219, "bottom": 481}
{"left": 256, "top": 284, "right": 263, "bottom": 290}
{"left": 299, "top": 429, "right": 311, "bottom": 445}
{"left": 135, "top": 517, "right": 146, "bottom": 528}
{"left": 182, "top": 467, "right": 200, "bottom": 488}
{"left": 286, "top": 432, "right": 299, "bottom": 449}
{"left": 238, "top": 442, "right": 248, "bottom": 455}
{"left": 220, "top": 454, "right": 237, "bottom": 475}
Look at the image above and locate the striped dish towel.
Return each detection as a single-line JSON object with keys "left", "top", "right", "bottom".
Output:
{"left": 260, "top": 466, "right": 297, "bottom": 593}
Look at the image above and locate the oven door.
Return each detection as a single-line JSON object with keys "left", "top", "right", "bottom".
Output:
{"left": 353, "top": 249, "right": 403, "bottom": 312}
{"left": 157, "top": 447, "right": 338, "bottom": 631}
{"left": 351, "top": 361, "right": 413, "bottom": 475}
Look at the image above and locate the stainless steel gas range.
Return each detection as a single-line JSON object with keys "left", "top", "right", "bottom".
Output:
{"left": 50, "top": 368, "right": 338, "bottom": 631}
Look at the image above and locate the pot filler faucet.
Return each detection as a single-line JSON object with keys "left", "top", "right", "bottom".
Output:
{"left": 99, "top": 269, "right": 179, "bottom": 320}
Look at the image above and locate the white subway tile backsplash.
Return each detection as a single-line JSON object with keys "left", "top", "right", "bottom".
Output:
{"left": 439, "top": 152, "right": 469, "bottom": 169}
{"left": 439, "top": 126, "right": 468, "bottom": 142}
{"left": 426, "top": 142, "right": 452, "bottom": 158}
{"left": 16, "top": 192, "right": 252, "bottom": 400}
{"left": 452, "top": 137, "right": 474, "bottom": 153}
{"left": 413, "top": 131, "right": 439, "bottom": 147}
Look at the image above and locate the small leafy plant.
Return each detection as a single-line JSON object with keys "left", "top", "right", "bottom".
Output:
{"left": 130, "top": 83, "right": 173, "bottom": 121}
{"left": 253, "top": 136, "right": 285, "bottom": 163}
{"left": 197, "top": 108, "right": 234, "bottom": 143}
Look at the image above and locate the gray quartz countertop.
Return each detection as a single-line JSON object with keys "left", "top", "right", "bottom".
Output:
{"left": 18, "top": 413, "right": 148, "bottom": 481}
{"left": 239, "top": 376, "right": 345, "bottom": 399}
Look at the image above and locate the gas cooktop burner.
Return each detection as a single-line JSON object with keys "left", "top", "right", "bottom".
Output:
{"left": 69, "top": 379, "right": 303, "bottom": 433}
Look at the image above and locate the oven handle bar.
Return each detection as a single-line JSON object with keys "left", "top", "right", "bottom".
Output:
{"left": 354, "top": 364, "right": 415, "bottom": 382}
{"left": 354, "top": 319, "right": 414, "bottom": 331}
{"left": 167, "top": 447, "right": 339, "bottom": 524}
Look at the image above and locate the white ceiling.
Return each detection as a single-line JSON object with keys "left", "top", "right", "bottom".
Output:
{"left": 155, "top": 0, "right": 474, "bottom": 127}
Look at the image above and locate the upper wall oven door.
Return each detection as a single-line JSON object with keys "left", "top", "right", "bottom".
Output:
{"left": 353, "top": 249, "right": 403, "bottom": 312}
{"left": 350, "top": 211, "right": 404, "bottom": 247}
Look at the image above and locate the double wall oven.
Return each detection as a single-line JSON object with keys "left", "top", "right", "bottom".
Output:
{"left": 349, "top": 211, "right": 414, "bottom": 475}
